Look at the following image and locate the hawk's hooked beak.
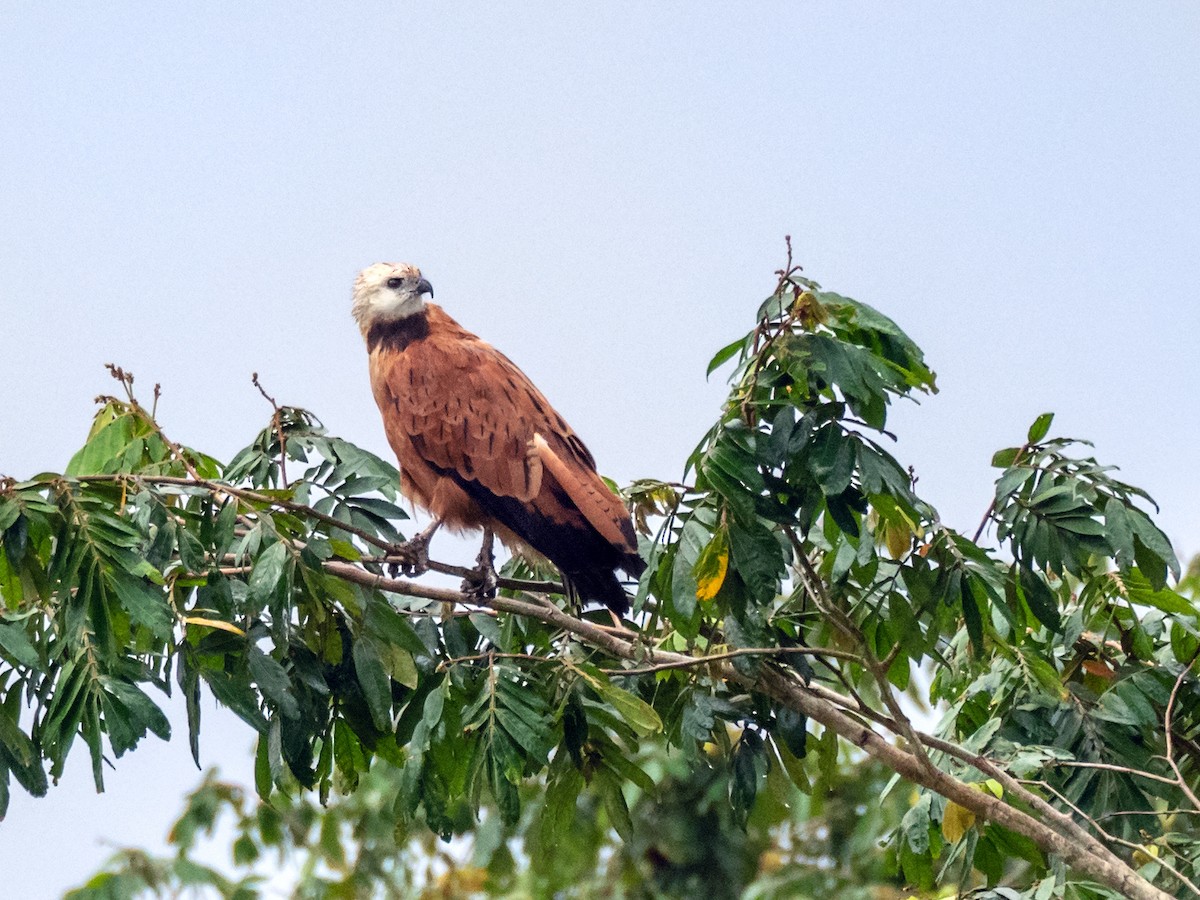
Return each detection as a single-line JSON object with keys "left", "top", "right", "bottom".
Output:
{"left": 416, "top": 278, "right": 434, "bottom": 298}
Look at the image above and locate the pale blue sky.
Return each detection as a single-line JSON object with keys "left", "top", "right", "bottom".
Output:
{"left": 2, "top": 5, "right": 1199, "bottom": 895}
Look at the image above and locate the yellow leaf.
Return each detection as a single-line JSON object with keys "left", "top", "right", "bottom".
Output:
{"left": 183, "top": 616, "right": 245, "bottom": 636}
{"left": 941, "top": 800, "right": 976, "bottom": 843}
{"left": 758, "top": 849, "right": 785, "bottom": 875}
{"left": 1132, "top": 843, "right": 1159, "bottom": 866}
{"left": 885, "top": 520, "right": 911, "bottom": 559}
{"left": 693, "top": 529, "right": 729, "bottom": 602}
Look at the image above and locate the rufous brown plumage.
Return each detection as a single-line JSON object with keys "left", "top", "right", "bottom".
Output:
{"left": 352, "top": 262, "right": 644, "bottom": 613}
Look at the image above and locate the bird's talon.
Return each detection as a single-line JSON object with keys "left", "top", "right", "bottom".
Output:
{"left": 393, "top": 534, "right": 432, "bottom": 578}
{"left": 461, "top": 565, "right": 499, "bottom": 600}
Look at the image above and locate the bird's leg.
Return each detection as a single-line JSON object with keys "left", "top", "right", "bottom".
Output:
{"left": 461, "top": 527, "right": 499, "bottom": 600}
{"left": 390, "top": 519, "right": 441, "bottom": 577}
{"left": 562, "top": 575, "right": 582, "bottom": 616}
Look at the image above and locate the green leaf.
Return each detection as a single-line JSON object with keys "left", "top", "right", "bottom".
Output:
{"left": 995, "top": 466, "right": 1035, "bottom": 501}
{"left": 901, "top": 792, "right": 932, "bottom": 854}
{"left": 602, "top": 749, "right": 655, "bottom": 793}
{"left": 333, "top": 717, "right": 366, "bottom": 784}
{"left": 707, "top": 335, "right": 747, "bottom": 377}
{"left": 0, "top": 708, "right": 37, "bottom": 768}
{"left": 728, "top": 519, "right": 785, "bottom": 603}
{"left": 254, "top": 732, "right": 273, "bottom": 799}
{"left": 352, "top": 637, "right": 393, "bottom": 732}
{"left": 1132, "top": 536, "right": 1168, "bottom": 593}
{"left": 538, "top": 765, "right": 582, "bottom": 850}
{"left": 1171, "top": 622, "right": 1200, "bottom": 665}
{"left": 808, "top": 427, "right": 855, "bottom": 496}
{"left": 1027, "top": 412, "right": 1054, "bottom": 443}
{"left": 364, "top": 594, "right": 428, "bottom": 656}
{"left": 578, "top": 670, "right": 662, "bottom": 737}
{"left": 246, "top": 646, "right": 300, "bottom": 719}
{"left": 1092, "top": 691, "right": 1143, "bottom": 727}
{"left": 104, "top": 679, "right": 171, "bottom": 744}
{"left": 0, "top": 499, "right": 19, "bottom": 533}
{"left": 212, "top": 500, "right": 239, "bottom": 560}
{"left": 1118, "top": 568, "right": 1195, "bottom": 616}
{"left": 328, "top": 538, "right": 361, "bottom": 561}
{"left": 382, "top": 645, "right": 418, "bottom": 690}
{"left": 824, "top": 493, "right": 860, "bottom": 539}
{"left": 247, "top": 542, "right": 289, "bottom": 603}
{"left": 1104, "top": 498, "right": 1134, "bottom": 568}
{"left": 670, "top": 519, "right": 705, "bottom": 620}
{"left": 1016, "top": 564, "right": 1061, "bottom": 633}
{"left": 0, "top": 621, "right": 40, "bottom": 668}
{"left": 991, "top": 447, "right": 1021, "bottom": 468}
{"left": 487, "top": 735, "right": 521, "bottom": 825}
{"left": 109, "top": 573, "right": 173, "bottom": 641}
{"left": 595, "top": 766, "right": 632, "bottom": 840}
{"left": 961, "top": 574, "right": 985, "bottom": 653}
{"left": 730, "top": 730, "right": 766, "bottom": 825}
{"left": 65, "top": 413, "right": 136, "bottom": 476}
{"left": 1127, "top": 508, "right": 1179, "bottom": 587}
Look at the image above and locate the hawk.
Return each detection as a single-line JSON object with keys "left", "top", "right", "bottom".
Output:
{"left": 352, "top": 262, "right": 645, "bottom": 614}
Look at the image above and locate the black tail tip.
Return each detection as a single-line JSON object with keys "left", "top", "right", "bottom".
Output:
{"left": 565, "top": 568, "right": 632, "bottom": 616}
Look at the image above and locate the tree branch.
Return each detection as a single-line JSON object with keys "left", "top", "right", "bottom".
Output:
{"left": 1165, "top": 648, "right": 1200, "bottom": 811}
{"left": 320, "top": 559, "right": 1171, "bottom": 900}
{"left": 599, "top": 645, "right": 865, "bottom": 677}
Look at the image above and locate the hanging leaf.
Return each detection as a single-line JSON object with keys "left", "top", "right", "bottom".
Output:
{"left": 941, "top": 799, "right": 976, "bottom": 843}
{"left": 693, "top": 527, "right": 729, "bottom": 602}
{"left": 577, "top": 669, "right": 662, "bottom": 737}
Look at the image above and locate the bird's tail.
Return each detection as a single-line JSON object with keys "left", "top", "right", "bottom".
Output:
{"left": 565, "top": 562, "right": 642, "bottom": 616}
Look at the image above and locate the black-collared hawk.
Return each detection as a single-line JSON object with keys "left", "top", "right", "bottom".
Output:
{"left": 351, "top": 262, "right": 645, "bottom": 614}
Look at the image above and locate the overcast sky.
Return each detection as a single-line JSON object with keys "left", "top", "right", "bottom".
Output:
{"left": 3, "top": 5, "right": 1199, "bottom": 895}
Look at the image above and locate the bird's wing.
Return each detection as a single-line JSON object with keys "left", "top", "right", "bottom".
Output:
{"left": 531, "top": 433, "right": 634, "bottom": 548}
{"left": 379, "top": 318, "right": 634, "bottom": 550}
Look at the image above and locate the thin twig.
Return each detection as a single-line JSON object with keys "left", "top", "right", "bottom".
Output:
{"left": 373, "top": 552, "right": 565, "bottom": 595}
{"left": 1020, "top": 779, "right": 1200, "bottom": 899}
{"left": 104, "top": 366, "right": 202, "bottom": 480}
{"left": 1099, "top": 808, "right": 1200, "bottom": 820}
{"left": 789, "top": 674, "right": 1131, "bottom": 874}
{"left": 972, "top": 443, "right": 1030, "bottom": 543}
{"left": 1164, "top": 648, "right": 1200, "bottom": 811}
{"left": 784, "top": 524, "right": 935, "bottom": 773}
{"left": 600, "top": 645, "right": 864, "bottom": 677}
{"left": 437, "top": 651, "right": 558, "bottom": 672}
{"left": 1049, "top": 760, "right": 1182, "bottom": 788}
{"left": 251, "top": 372, "right": 287, "bottom": 486}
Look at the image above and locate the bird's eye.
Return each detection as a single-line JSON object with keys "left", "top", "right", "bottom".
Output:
{"left": 386, "top": 277, "right": 404, "bottom": 289}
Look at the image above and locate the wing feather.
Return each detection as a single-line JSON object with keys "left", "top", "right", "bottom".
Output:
{"left": 380, "top": 307, "right": 606, "bottom": 513}
{"left": 532, "top": 434, "right": 633, "bottom": 548}
{"left": 367, "top": 304, "right": 642, "bottom": 609}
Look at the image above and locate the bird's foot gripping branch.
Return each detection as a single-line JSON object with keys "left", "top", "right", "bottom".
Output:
{"left": 3, "top": 255, "right": 1200, "bottom": 899}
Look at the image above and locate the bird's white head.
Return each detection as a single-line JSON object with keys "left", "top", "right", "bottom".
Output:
{"left": 351, "top": 262, "right": 435, "bottom": 335}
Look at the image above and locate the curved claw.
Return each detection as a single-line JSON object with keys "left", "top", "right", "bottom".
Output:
{"left": 461, "top": 527, "right": 498, "bottom": 599}
{"left": 397, "top": 538, "right": 430, "bottom": 577}
{"left": 461, "top": 565, "right": 499, "bottom": 600}
{"left": 391, "top": 520, "right": 440, "bottom": 578}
